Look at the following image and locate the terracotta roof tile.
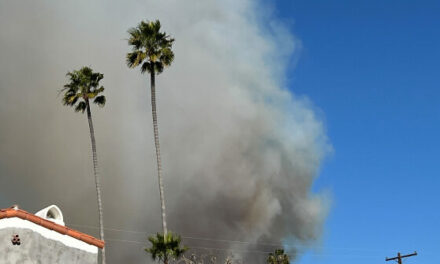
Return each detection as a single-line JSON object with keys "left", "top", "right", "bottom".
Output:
{"left": 0, "top": 207, "right": 104, "bottom": 249}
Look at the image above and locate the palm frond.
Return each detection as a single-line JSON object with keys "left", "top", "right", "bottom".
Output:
{"left": 93, "top": 95, "right": 106, "bottom": 107}
{"left": 90, "top": 72, "right": 104, "bottom": 87}
{"left": 159, "top": 47, "right": 174, "bottom": 67}
{"left": 74, "top": 101, "right": 87, "bottom": 113}
{"left": 151, "top": 20, "right": 161, "bottom": 33}
{"left": 126, "top": 51, "right": 146, "bottom": 68}
{"left": 127, "top": 27, "right": 143, "bottom": 50}
{"left": 141, "top": 61, "right": 151, "bottom": 74}
{"left": 62, "top": 88, "right": 79, "bottom": 105}
{"left": 64, "top": 94, "right": 78, "bottom": 106}
{"left": 154, "top": 61, "right": 164, "bottom": 74}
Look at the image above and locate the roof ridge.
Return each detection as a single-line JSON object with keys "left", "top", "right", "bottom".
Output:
{"left": 0, "top": 208, "right": 104, "bottom": 249}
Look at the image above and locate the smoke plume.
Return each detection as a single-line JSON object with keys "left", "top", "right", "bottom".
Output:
{"left": 0, "top": 0, "right": 330, "bottom": 263}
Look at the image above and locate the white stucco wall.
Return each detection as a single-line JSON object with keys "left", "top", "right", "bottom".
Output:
{"left": 0, "top": 227, "right": 97, "bottom": 264}
{"left": 0, "top": 217, "right": 98, "bottom": 254}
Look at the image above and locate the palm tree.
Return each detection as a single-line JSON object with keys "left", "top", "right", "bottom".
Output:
{"left": 146, "top": 232, "right": 187, "bottom": 264}
{"left": 61, "top": 66, "right": 107, "bottom": 264}
{"left": 267, "top": 249, "right": 290, "bottom": 264}
{"left": 126, "top": 19, "right": 174, "bottom": 236}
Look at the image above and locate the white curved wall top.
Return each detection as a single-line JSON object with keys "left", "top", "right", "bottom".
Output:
{"left": 35, "top": 205, "right": 65, "bottom": 226}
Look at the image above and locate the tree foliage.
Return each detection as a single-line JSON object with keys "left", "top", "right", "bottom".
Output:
{"left": 62, "top": 66, "right": 106, "bottom": 112}
{"left": 146, "top": 232, "right": 188, "bottom": 264}
{"left": 126, "top": 19, "right": 174, "bottom": 74}
{"left": 267, "top": 249, "right": 290, "bottom": 264}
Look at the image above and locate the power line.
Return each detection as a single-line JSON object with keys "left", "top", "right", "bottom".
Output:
{"left": 70, "top": 223, "right": 387, "bottom": 253}
{"left": 105, "top": 237, "right": 381, "bottom": 258}
{"left": 70, "top": 223, "right": 285, "bottom": 247}
{"left": 106, "top": 238, "right": 272, "bottom": 254}
{"left": 68, "top": 224, "right": 424, "bottom": 260}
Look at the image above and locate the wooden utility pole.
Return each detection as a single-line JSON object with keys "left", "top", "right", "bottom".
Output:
{"left": 386, "top": 252, "right": 417, "bottom": 264}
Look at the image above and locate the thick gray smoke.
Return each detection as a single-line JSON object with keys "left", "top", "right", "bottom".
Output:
{"left": 0, "top": 0, "right": 330, "bottom": 263}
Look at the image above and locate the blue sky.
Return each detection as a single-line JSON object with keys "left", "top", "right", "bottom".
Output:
{"left": 273, "top": 1, "right": 440, "bottom": 263}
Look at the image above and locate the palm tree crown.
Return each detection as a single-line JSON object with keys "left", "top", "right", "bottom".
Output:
{"left": 146, "top": 232, "right": 187, "bottom": 264}
{"left": 126, "top": 20, "right": 174, "bottom": 74}
{"left": 62, "top": 66, "right": 106, "bottom": 112}
{"left": 267, "top": 249, "right": 290, "bottom": 264}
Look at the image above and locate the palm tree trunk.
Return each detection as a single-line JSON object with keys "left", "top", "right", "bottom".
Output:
{"left": 86, "top": 100, "right": 106, "bottom": 264}
{"left": 150, "top": 69, "right": 168, "bottom": 237}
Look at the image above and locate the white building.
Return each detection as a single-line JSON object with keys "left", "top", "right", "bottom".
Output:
{"left": 0, "top": 205, "right": 104, "bottom": 263}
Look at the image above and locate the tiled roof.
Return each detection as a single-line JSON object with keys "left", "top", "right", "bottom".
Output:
{"left": 0, "top": 207, "right": 104, "bottom": 249}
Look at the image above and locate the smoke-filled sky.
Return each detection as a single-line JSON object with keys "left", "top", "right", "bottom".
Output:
{"left": 0, "top": 1, "right": 330, "bottom": 263}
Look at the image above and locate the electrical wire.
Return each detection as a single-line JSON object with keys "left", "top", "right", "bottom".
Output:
{"left": 105, "top": 237, "right": 382, "bottom": 258}
{"left": 70, "top": 223, "right": 389, "bottom": 253}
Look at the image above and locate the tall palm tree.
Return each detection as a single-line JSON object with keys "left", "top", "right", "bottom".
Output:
{"left": 146, "top": 232, "right": 187, "bottom": 264}
{"left": 267, "top": 249, "right": 290, "bottom": 264}
{"left": 126, "top": 19, "right": 174, "bottom": 236}
{"left": 61, "top": 66, "right": 107, "bottom": 264}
